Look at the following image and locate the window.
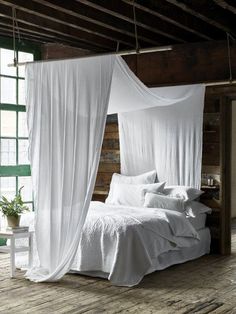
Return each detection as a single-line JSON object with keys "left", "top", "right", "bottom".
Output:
{"left": 0, "top": 38, "right": 40, "bottom": 210}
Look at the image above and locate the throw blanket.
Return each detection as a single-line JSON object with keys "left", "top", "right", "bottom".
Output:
{"left": 15, "top": 201, "right": 199, "bottom": 286}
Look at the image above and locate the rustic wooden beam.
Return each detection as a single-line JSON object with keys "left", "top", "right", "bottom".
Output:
{"left": 0, "top": 27, "right": 53, "bottom": 45}
{"left": 123, "top": 0, "right": 223, "bottom": 41}
{"left": 29, "top": 0, "right": 136, "bottom": 48}
{"left": 78, "top": 0, "right": 190, "bottom": 43}
{"left": 31, "top": 0, "right": 159, "bottom": 47}
{"left": 0, "top": 15, "right": 104, "bottom": 52}
{"left": 214, "top": 0, "right": 236, "bottom": 15}
{"left": 123, "top": 40, "right": 236, "bottom": 86}
{"left": 0, "top": 0, "right": 120, "bottom": 51}
{"left": 165, "top": 0, "right": 236, "bottom": 37}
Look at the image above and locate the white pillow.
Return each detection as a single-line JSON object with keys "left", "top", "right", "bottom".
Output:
{"left": 106, "top": 182, "right": 165, "bottom": 207}
{"left": 106, "top": 170, "right": 157, "bottom": 204}
{"left": 144, "top": 193, "right": 185, "bottom": 212}
{"left": 185, "top": 201, "right": 212, "bottom": 217}
{"left": 163, "top": 185, "right": 203, "bottom": 201}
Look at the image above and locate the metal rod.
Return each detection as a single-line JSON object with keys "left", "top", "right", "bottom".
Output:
{"left": 7, "top": 45, "right": 173, "bottom": 67}
{"left": 205, "top": 80, "right": 236, "bottom": 86}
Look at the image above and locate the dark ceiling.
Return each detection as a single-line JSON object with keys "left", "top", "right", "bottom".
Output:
{"left": 0, "top": 0, "right": 235, "bottom": 52}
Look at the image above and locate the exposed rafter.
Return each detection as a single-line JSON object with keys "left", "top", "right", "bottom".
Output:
{"left": 31, "top": 0, "right": 159, "bottom": 47}
{"left": 0, "top": 0, "right": 125, "bottom": 51}
{"left": 165, "top": 0, "right": 236, "bottom": 37}
{"left": 0, "top": 0, "right": 234, "bottom": 52}
{"left": 214, "top": 0, "right": 236, "bottom": 15}
{"left": 77, "top": 0, "right": 188, "bottom": 43}
{"left": 123, "top": 0, "right": 218, "bottom": 41}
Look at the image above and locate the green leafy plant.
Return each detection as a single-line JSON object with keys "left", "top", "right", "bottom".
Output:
{"left": 0, "top": 186, "right": 29, "bottom": 218}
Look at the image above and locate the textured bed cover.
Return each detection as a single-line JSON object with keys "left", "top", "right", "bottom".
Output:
{"left": 14, "top": 202, "right": 210, "bottom": 287}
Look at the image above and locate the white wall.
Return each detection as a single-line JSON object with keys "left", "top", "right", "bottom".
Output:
{"left": 231, "top": 101, "right": 236, "bottom": 217}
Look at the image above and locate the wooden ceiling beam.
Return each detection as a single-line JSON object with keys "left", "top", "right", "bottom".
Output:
{"left": 123, "top": 0, "right": 225, "bottom": 41}
{"left": 78, "top": 0, "right": 191, "bottom": 43}
{"left": 165, "top": 0, "right": 236, "bottom": 37}
{"left": 214, "top": 0, "right": 236, "bottom": 15}
{"left": 0, "top": 16, "right": 104, "bottom": 52}
{"left": 0, "top": 0, "right": 122, "bottom": 51}
{"left": 0, "top": 26, "right": 55, "bottom": 44}
{"left": 31, "top": 0, "right": 159, "bottom": 47}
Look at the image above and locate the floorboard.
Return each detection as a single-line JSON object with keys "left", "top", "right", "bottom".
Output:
{"left": 1, "top": 228, "right": 236, "bottom": 313}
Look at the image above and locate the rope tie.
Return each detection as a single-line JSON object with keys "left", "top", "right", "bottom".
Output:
{"left": 132, "top": 1, "right": 139, "bottom": 54}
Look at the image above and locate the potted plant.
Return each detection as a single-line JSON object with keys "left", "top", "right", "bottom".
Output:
{"left": 0, "top": 186, "right": 29, "bottom": 228}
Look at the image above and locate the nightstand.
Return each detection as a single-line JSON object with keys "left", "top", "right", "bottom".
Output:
{"left": 0, "top": 230, "right": 33, "bottom": 278}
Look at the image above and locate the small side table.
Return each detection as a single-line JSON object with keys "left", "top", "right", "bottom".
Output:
{"left": 0, "top": 230, "right": 34, "bottom": 278}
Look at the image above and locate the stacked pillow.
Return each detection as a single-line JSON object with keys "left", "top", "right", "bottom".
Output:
{"left": 105, "top": 170, "right": 161, "bottom": 206}
{"left": 105, "top": 171, "right": 211, "bottom": 217}
{"left": 144, "top": 185, "right": 211, "bottom": 217}
{"left": 107, "top": 182, "right": 165, "bottom": 207}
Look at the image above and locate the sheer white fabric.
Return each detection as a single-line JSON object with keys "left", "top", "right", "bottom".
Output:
{"left": 24, "top": 55, "right": 205, "bottom": 283}
{"left": 25, "top": 55, "right": 115, "bottom": 281}
{"left": 108, "top": 57, "right": 197, "bottom": 114}
{"left": 118, "top": 85, "right": 205, "bottom": 188}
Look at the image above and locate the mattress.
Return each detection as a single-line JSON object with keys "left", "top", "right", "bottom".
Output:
{"left": 187, "top": 214, "right": 207, "bottom": 231}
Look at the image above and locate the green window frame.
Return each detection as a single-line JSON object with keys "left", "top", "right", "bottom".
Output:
{"left": 0, "top": 36, "right": 41, "bottom": 211}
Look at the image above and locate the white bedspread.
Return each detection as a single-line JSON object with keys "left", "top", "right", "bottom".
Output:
{"left": 72, "top": 202, "right": 199, "bottom": 286}
{"left": 14, "top": 201, "right": 200, "bottom": 286}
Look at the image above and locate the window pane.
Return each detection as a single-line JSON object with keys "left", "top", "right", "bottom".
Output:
{"left": 18, "top": 139, "right": 29, "bottom": 164}
{"left": 18, "top": 176, "right": 32, "bottom": 201}
{"left": 18, "top": 79, "right": 25, "bottom": 105}
{"left": 0, "top": 48, "right": 16, "bottom": 76}
{"left": 18, "top": 52, "right": 33, "bottom": 77}
{"left": 24, "top": 202, "right": 33, "bottom": 211}
{"left": 0, "top": 177, "right": 16, "bottom": 200}
{"left": 18, "top": 112, "right": 28, "bottom": 137}
{"left": 0, "top": 139, "right": 16, "bottom": 165}
{"left": 1, "top": 77, "right": 16, "bottom": 104}
{"left": 1, "top": 111, "right": 16, "bottom": 137}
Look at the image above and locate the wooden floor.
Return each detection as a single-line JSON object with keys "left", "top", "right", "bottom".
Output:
{"left": 1, "top": 233, "right": 236, "bottom": 314}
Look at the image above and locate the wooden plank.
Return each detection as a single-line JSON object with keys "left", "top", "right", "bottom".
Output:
{"left": 105, "top": 123, "right": 118, "bottom": 133}
{"left": 165, "top": 0, "right": 236, "bottom": 36}
{"left": 103, "top": 132, "right": 119, "bottom": 140}
{"left": 0, "top": 0, "right": 117, "bottom": 51}
{"left": 79, "top": 0, "right": 187, "bottom": 43}
{"left": 123, "top": 0, "right": 220, "bottom": 41}
{"left": 102, "top": 139, "right": 119, "bottom": 150}
{"left": 95, "top": 172, "right": 113, "bottom": 188}
{"left": 220, "top": 96, "right": 232, "bottom": 255}
{"left": 100, "top": 149, "right": 120, "bottom": 163}
{"left": 31, "top": 0, "right": 158, "bottom": 47}
{"left": 202, "top": 165, "right": 221, "bottom": 175}
{"left": 98, "top": 162, "right": 120, "bottom": 173}
{"left": 123, "top": 41, "right": 236, "bottom": 87}
{"left": 1, "top": 248, "right": 236, "bottom": 313}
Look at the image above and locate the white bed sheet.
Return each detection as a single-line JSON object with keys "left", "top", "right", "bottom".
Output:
{"left": 188, "top": 214, "right": 207, "bottom": 231}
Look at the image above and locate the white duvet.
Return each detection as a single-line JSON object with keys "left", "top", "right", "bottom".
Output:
{"left": 14, "top": 201, "right": 199, "bottom": 286}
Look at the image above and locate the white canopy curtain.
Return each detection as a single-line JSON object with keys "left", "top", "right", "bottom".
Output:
{"left": 118, "top": 85, "right": 205, "bottom": 188}
{"left": 24, "top": 54, "right": 205, "bottom": 282}
{"left": 25, "top": 55, "right": 115, "bottom": 281}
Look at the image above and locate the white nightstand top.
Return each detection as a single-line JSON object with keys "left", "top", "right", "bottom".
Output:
{"left": 0, "top": 230, "right": 33, "bottom": 238}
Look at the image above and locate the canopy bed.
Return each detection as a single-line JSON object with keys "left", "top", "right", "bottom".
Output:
{"left": 9, "top": 54, "right": 209, "bottom": 286}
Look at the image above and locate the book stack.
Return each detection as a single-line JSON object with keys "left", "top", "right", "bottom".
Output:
{"left": 6, "top": 226, "right": 29, "bottom": 233}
